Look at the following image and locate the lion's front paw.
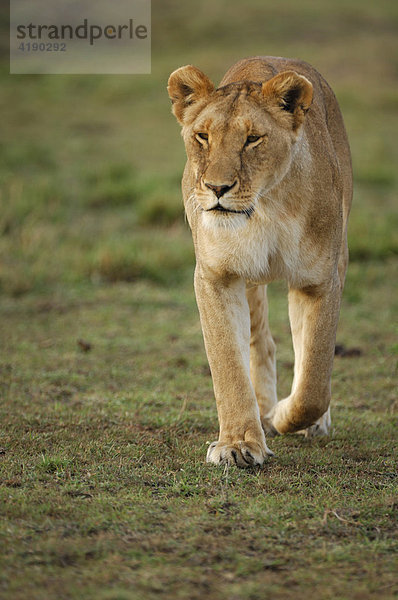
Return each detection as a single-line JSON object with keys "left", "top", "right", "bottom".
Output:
{"left": 303, "top": 407, "right": 331, "bottom": 438}
{"left": 263, "top": 401, "right": 332, "bottom": 438}
{"left": 206, "top": 439, "right": 274, "bottom": 468}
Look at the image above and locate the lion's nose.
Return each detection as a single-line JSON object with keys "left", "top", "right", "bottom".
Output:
{"left": 205, "top": 181, "right": 236, "bottom": 199}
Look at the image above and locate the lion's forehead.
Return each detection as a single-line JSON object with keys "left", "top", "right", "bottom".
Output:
{"left": 194, "top": 97, "right": 270, "bottom": 136}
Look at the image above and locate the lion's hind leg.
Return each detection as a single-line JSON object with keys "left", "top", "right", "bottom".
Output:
{"left": 246, "top": 285, "right": 278, "bottom": 428}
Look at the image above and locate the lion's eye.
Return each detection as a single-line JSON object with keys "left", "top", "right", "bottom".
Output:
{"left": 246, "top": 135, "right": 261, "bottom": 145}
{"left": 196, "top": 132, "right": 208, "bottom": 142}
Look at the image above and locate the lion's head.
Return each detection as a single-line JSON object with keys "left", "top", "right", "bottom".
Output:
{"left": 168, "top": 65, "right": 313, "bottom": 226}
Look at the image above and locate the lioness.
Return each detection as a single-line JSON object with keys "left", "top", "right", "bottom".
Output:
{"left": 168, "top": 56, "right": 352, "bottom": 467}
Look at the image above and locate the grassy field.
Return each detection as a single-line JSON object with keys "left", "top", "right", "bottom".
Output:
{"left": 0, "top": 0, "right": 397, "bottom": 598}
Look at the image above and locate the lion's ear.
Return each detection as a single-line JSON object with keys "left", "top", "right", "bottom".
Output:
{"left": 167, "top": 65, "right": 215, "bottom": 125}
{"left": 261, "top": 71, "right": 313, "bottom": 131}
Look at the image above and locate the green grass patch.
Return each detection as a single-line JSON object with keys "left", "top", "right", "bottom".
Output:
{"left": 1, "top": 260, "right": 397, "bottom": 599}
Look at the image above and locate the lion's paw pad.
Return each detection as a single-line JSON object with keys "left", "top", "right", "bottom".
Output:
{"left": 206, "top": 440, "right": 273, "bottom": 468}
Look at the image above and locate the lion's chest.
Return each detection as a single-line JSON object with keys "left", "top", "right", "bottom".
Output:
{"left": 196, "top": 213, "right": 324, "bottom": 287}
{"left": 198, "top": 217, "right": 293, "bottom": 282}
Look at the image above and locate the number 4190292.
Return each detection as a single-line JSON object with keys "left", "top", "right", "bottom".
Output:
{"left": 18, "top": 42, "right": 67, "bottom": 51}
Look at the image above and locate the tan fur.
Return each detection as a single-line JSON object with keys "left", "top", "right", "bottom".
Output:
{"left": 168, "top": 56, "right": 352, "bottom": 467}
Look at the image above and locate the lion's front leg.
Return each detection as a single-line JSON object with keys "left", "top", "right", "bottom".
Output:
{"left": 265, "top": 274, "right": 341, "bottom": 435}
{"left": 194, "top": 267, "right": 273, "bottom": 467}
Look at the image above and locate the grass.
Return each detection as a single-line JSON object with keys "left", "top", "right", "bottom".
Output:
{"left": 0, "top": 0, "right": 397, "bottom": 598}
{"left": 0, "top": 266, "right": 397, "bottom": 599}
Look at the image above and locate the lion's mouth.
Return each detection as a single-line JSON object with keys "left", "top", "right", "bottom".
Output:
{"left": 207, "top": 203, "right": 254, "bottom": 217}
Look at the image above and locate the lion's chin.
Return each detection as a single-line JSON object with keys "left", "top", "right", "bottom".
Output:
{"left": 201, "top": 210, "right": 252, "bottom": 231}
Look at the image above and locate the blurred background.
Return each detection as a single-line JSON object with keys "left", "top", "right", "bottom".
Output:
{"left": 0, "top": 0, "right": 397, "bottom": 295}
